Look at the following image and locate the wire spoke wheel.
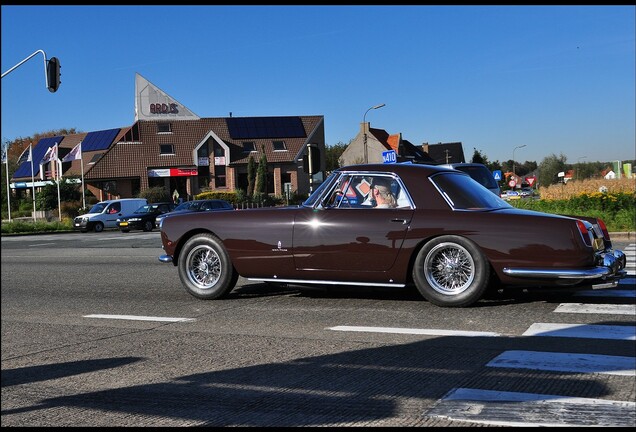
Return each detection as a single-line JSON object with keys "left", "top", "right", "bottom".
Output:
{"left": 186, "top": 245, "right": 221, "bottom": 290}
{"left": 425, "top": 242, "right": 475, "bottom": 295}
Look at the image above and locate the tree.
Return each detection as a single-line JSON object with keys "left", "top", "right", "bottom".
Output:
{"left": 470, "top": 147, "right": 488, "bottom": 165}
{"left": 246, "top": 155, "right": 256, "bottom": 197}
{"left": 254, "top": 145, "right": 268, "bottom": 197}
{"left": 325, "top": 141, "right": 348, "bottom": 171}
{"left": 537, "top": 153, "right": 568, "bottom": 187}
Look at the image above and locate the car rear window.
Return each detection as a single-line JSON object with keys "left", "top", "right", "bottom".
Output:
{"left": 431, "top": 172, "right": 510, "bottom": 210}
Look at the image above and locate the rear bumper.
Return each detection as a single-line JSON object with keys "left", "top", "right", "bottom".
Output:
{"left": 503, "top": 249, "right": 627, "bottom": 281}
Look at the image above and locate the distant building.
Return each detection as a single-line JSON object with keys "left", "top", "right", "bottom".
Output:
{"left": 11, "top": 74, "right": 325, "bottom": 201}
{"left": 338, "top": 122, "right": 461, "bottom": 167}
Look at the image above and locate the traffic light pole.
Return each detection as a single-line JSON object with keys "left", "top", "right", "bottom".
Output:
{"left": 1, "top": 49, "right": 48, "bottom": 88}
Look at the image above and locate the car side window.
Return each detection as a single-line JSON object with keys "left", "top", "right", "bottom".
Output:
{"left": 108, "top": 203, "right": 121, "bottom": 214}
{"left": 324, "top": 174, "right": 413, "bottom": 209}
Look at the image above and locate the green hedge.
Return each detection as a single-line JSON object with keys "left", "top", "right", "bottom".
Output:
{"left": 511, "top": 192, "right": 635, "bottom": 232}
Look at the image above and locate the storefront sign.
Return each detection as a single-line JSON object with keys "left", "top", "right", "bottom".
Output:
{"left": 148, "top": 168, "right": 198, "bottom": 177}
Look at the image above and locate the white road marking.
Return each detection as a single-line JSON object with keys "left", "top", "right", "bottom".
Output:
{"left": 487, "top": 350, "right": 635, "bottom": 376}
{"left": 84, "top": 314, "right": 195, "bottom": 322}
{"left": 425, "top": 388, "right": 636, "bottom": 427}
{"left": 555, "top": 303, "right": 636, "bottom": 315}
{"left": 523, "top": 323, "right": 635, "bottom": 340}
{"left": 327, "top": 325, "right": 500, "bottom": 337}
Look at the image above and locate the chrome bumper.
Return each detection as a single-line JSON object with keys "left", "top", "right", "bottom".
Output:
{"left": 503, "top": 249, "right": 627, "bottom": 280}
{"left": 158, "top": 255, "right": 173, "bottom": 263}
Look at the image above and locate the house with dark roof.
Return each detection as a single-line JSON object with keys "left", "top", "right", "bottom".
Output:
{"left": 12, "top": 74, "right": 325, "bottom": 202}
{"left": 421, "top": 142, "right": 466, "bottom": 165}
{"left": 338, "top": 122, "right": 462, "bottom": 167}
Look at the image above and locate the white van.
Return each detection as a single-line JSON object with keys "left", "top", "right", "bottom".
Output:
{"left": 73, "top": 198, "right": 147, "bottom": 233}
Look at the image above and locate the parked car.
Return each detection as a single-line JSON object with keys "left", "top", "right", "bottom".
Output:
{"left": 74, "top": 198, "right": 148, "bottom": 233}
{"left": 155, "top": 199, "right": 234, "bottom": 227}
{"left": 117, "top": 202, "right": 175, "bottom": 232}
{"left": 519, "top": 187, "right": 535, "bottom": 198}
{"left": 158, "top": 163, "right": 626, "bottom": 308}
{"left": 439, "top": 162, "right": 501, "bottom": 196}
{"left": 501, "top": 190, "right": 520, "bottom": 200}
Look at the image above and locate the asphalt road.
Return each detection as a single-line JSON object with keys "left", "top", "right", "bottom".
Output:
{"left": 1, "top": 231, "right": 634, "bottom": 427}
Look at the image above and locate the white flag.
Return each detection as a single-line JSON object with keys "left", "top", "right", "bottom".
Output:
{"left": 62, "top": 142, "right": 82, "bottom": 163}
{"left": 41, "top": 144, "right": 58, "bottom": 164}
{"left": 27, "top": 146, "right": 32, "bottom": 162}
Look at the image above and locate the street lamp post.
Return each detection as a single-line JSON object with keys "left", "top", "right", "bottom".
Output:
{"left": 512, "top": 144, "right": 527, "bottom": 177}
{"left": 363, "top": 103, "right": 386, "bottom": 163}
{"left": 577, "top": 156, "right": 587, "bottom": 180}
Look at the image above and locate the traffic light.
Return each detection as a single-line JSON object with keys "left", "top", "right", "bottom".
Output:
{"left": 47, "top": 57, "right": 61, "bottom": 92}
{"left": 303, "top": 145, "right": 321, "bottom": 175}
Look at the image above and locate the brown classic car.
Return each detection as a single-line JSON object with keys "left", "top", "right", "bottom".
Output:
{"left": 158, "top": 163, "right": 626, "bottom": 307}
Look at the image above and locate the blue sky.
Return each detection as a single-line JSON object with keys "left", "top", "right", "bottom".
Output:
{"left": 2, "top": 5, "right": 634, "bottom": 164}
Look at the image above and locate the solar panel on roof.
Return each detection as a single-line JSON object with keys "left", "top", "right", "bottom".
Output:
{"left": 81, "top": 128, "right": 120, "bottom": 152}
{"left": 13, "top": 136, "right": 62, "bottom": 178}
{"left": 227, "top": 117, "right": 305, "bottom": 140}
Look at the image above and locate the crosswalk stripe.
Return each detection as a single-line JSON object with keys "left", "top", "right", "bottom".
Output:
{"left": 554, "top": 303, "right": 636, "bottom": 315}
{"left": 522, "top": 323, "right": 636, "bottom": 340}
{"left": 425, "top": 388, "right": 636, "bottom": 427}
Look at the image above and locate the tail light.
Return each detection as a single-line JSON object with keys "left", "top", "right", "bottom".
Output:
{"left": 596, "top": 218, "right": 611, "bottom": 241}
{"left": 576, "top": 220, "right": 593, "bottom": 247}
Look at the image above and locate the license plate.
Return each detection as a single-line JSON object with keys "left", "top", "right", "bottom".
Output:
{"left": 119, "top": 222, "right": 128, "bottom": 226}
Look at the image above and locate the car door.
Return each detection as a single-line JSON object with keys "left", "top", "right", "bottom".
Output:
{"left": 292, "top": 174, "right": 414, "bottom": 273}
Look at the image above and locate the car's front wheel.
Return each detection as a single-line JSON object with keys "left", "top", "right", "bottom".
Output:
{"left": 412, "top": 235, "right": 489, "bottom": 307}
{"left": 177, "top": 233, "right": 238, "bottom": 300}
{"left": 143, "top": 220, "right": 153, "bottom": 232}
{"left": 93, "top": 222, "right": 104, "bottom": 233}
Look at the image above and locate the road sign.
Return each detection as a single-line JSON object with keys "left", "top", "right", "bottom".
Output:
{"left": 382, "top": 150, "right": 397, "bottom": 164}
{"left": 508, "top": 180, "right": 516, "bottom": 188}
{"left": 493, "top": 170, "right": 502, "bottom": 181}
{"left": 526, "top": 176, "right": 536, "bottom": 186}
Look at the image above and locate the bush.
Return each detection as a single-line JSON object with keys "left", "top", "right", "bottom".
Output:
{"left": 139, "top": 186, "right": 171, "bottom": 203}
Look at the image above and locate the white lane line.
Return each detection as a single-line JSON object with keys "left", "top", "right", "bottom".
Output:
{"left": 28, "top": 243, "right": 55, "bottom": 247}
{"left": 425, "top": 388, "right": 636, "bottom": 427}
{"left": 84, "top": 314, "right": 195, "bottom": 322}
{"left": 327, "top": 325, "right": 500, "bottom": 337}
{"left": 487, "top": 350, "right": 635, "bottom": 376}
{"left": 523, "top": 323, "right": 636, "bottom": 340}
{"left": 554, "top": 303, "right": 636, "bottom": 315}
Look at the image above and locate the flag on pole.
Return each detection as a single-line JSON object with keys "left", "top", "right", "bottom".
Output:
{"left": 62, "top": 142, "right": 82, "bottom": 163}
{"left": 17, "top": 146, "right": 31, "bottom": 164}
{"left": 40, "top": 144, "right": 58, "bottom": 164}
{"left": 27, "top": 146, "right": 32, "bottom": 162}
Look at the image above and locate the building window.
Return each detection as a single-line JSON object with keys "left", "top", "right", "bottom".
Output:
{"left": 215, "top": 165, "right": 226, "bottom": 187}
{"left": 242, "top": 141, "right": 256, "bottom": 153}
{"left": 157, "top": 122, "right": 172, "bottom": 133}
{"left": 88, "top": 153, "right": 103, "bottom": 164}
{"left": 160, "top": 144, "right": 175, "bottom": 155}
{"left": 272, "top": 140, "right": 287, "bottom": 151}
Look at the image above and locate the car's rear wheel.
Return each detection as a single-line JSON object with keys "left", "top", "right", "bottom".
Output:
{"left": 93, "top": 222, "right": 104, "bottom": 233}
{"left": 412, "top": 235, "right": 489, "bottom": 307}
{"left": 143, "top": 220, "right": 153, "bottom": 232}
{"left": 178, "top": 233, "right": 238, "bottom": 300}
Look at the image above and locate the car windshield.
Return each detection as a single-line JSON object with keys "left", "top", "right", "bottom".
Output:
{"left": 173, "top": 202, "right": 195, "bottom": 211}
{"left": 89, "top": 203, "right": 107, "bottom": 213}
{"left": 134, "top": 205, "right": 157, "bottom": 214}
{"left": 431, "top": 172, "right": 511, "bottom": 210}
{"left": 302, "top": 173, "right": 339, "bottom": 207}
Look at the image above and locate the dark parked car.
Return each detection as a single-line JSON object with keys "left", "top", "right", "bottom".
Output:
{"left": 117, "top": 202, "right": 175, "bottom": 232}
{"left": 158, "top": 164, "right": 626, "bottom": 308}
{"left": 439, "top": 162, "right": 501, "bottom": 196}
{"left": 155, "top": 199, "right": 234, "bottom": 227}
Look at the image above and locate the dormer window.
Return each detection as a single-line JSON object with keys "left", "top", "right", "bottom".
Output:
{"left": 242, "top": 141, "right": 256, "bottom": 152}
{"left": 160, "top": 144, "right": 175, "bottom": 155}
{"left": 272, "top": 140, "right": 287, "bottom": 151}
